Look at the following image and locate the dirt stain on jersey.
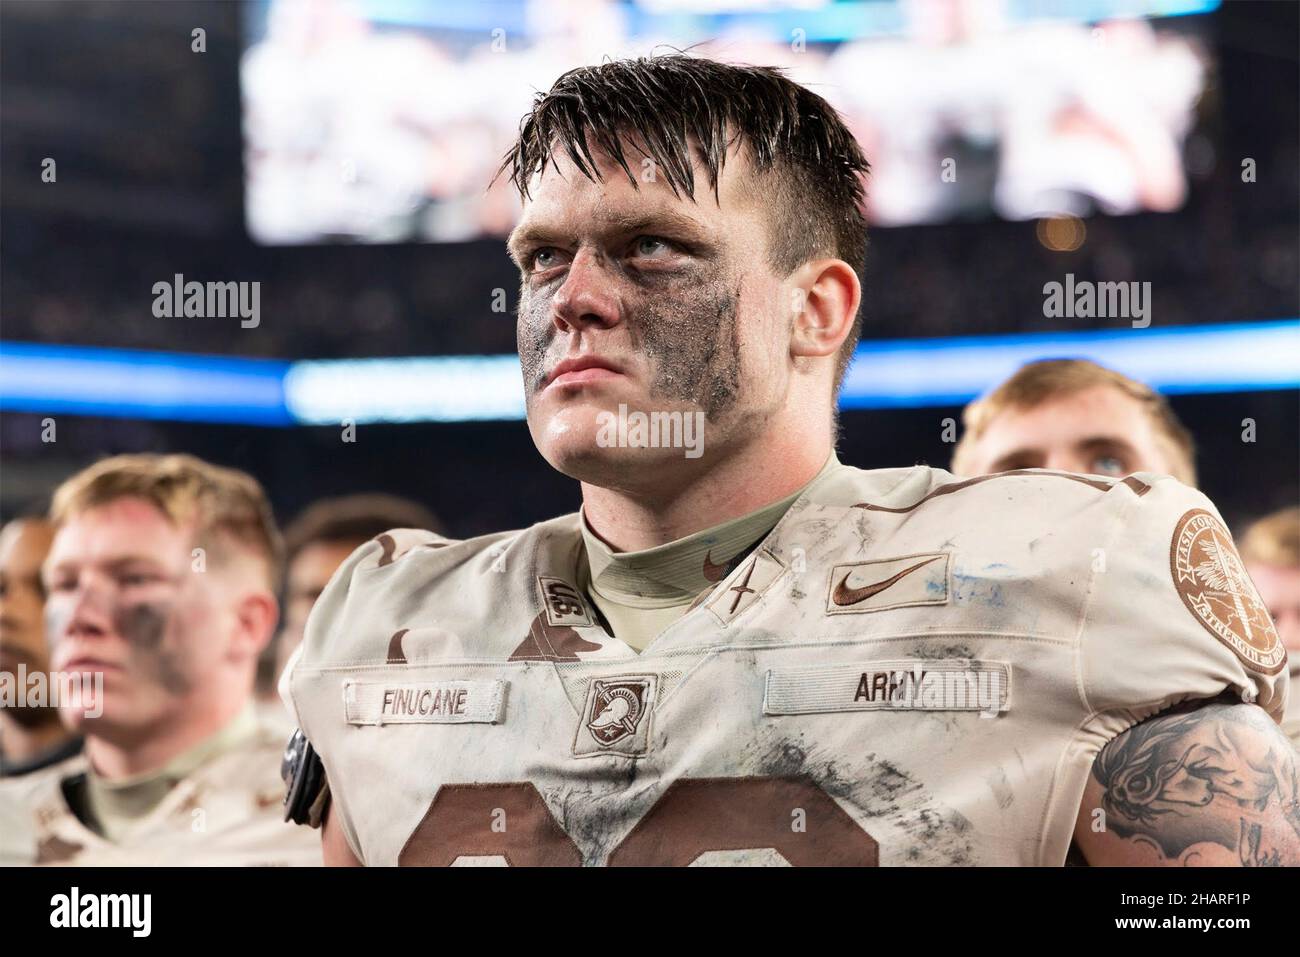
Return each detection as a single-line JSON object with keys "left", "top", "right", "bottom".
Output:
{"left": 950, "top": 573, "right": 1007, "bottom": 608}
{"left": 553, "top": 775, "right": 660, "bottom": 866}
{"left": 909, "top": 642, "right": 980, "bottom": 660}
{"left": 987, "top": 767, "right": 1016, "bottom": 810}
{"left": 750, "top": 734, "right": 975, "bottom": 866}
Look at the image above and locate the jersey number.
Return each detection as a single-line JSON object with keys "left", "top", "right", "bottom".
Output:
{"left": 398, "top": 777, "right": 879, "bottom": 866}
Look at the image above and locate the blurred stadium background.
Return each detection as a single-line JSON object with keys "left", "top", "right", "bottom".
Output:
{"left": 1, "top": 0, "right": 1297, "bottom": 535}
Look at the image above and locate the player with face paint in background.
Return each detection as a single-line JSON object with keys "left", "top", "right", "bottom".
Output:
{"left": 0, "top": 454, "right": 319, "bottom": 865}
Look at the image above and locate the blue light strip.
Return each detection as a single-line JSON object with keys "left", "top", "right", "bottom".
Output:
{"left": 283, "top": 355, "right": 526, "bottom": 424}
{"left": 840, "top": 320, "right": 1300, "bottom": 409}
{"left": 1, "top": 320, "right": 1295, "bottom": 426}
{"left": 0, "top": 342, "right": 293, "bottom": 426}
{"left": 351, "top": 0, "right": 1219, "bottom": 40}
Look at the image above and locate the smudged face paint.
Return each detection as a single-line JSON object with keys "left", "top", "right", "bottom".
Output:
{"left": 41, "top": 498, "right": 232, "bottom": 732}
{"left": 633, "top": 279, "right": 743, "bottom": 422}
{"left": 519, "top": 272, "right": 743, "bottom": 422}
{"left": 112, "top": 602, "right": 194, "bottom": 695}
{"left": 514, "top": 146, "right": 790, "bottom": 481}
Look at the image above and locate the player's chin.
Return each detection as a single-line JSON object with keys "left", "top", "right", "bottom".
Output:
{"left": 56, "top": 680, "right": 127, "bottom": 730}
{"left": 529, "top": 389, "right": 619, "bottom": 447}
{"left": 541, "top": 433, "right": 700, "bottom": 486}
{"left": 529, "top": 387, "right": 706, "bottom": 479}
{"left": 57, "top": 698, "right": 103, "bottom": 731}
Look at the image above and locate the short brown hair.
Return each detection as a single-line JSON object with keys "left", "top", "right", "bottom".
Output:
{"left": 498, "top": 53, "right": 871, "bottom": 395}
{"left": 50, "top": 453, "right": 283, "bottom": 589}
{"left": 951, "top": 359, "right": 1197, "bottom": 485}
{"left": 1239, "top": 507, "right": 1300, "bottom": 568}
{"left": 283, "top": 494, "right": 442, "bottom": 562}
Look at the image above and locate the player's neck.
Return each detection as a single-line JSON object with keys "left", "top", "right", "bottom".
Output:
{"left": 84, "top": 695, "right": 251, "bottom": 780}
{"left": 581, "top": 437, "right": 831, "bottom": 552}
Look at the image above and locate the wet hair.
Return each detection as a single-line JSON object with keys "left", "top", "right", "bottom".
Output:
{"left": 499, "top": 53, "right": 871, "bottom": 393}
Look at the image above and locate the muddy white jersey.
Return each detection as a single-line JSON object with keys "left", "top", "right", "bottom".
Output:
{"left": 285, "top": 464, "right": 1287, "bottom": 866}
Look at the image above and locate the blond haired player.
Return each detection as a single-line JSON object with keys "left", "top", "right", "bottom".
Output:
{"left": 951, "top": 358, "right": 1196, "bottom": 484}
{"left": 1, "top": 454, "right": 319, "bottom": 865}
{"left": 283, "top": 56, "right": 1294, "bottom": 866}
{"left": 1240, "top": 507, "right": 1300, "bottom": 745}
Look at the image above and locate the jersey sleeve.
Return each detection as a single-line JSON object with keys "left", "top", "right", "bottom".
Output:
{"left": 1079, "top": 474, "right": 1289, "bottom": 726}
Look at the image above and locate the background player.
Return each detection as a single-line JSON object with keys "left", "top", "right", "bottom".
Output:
{"left": 266, "top": 493, "right": 443, "bottom": 701}
{"left": 951, "top": 358, "right": 1196, "bottom": 484}
{"left": 0, "top": 517, "right": 82, "bottom": 777}
{"left": 1240, "top": 507, "right": 1300, "bottom": 745}
{"left": 4, "top": 454, "right": 319, "bottom": 865}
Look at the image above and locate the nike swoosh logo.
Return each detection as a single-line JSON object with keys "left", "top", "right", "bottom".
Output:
{"left": 832, "top": 555, "right": 944, "bottom": 606}
{"left": 702, "top": 550, "right": 730, "bottom": 583}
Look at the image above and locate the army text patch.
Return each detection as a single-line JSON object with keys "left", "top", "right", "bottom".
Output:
{"left": 764, "top": 660, "right": 1010, "bottom": 716}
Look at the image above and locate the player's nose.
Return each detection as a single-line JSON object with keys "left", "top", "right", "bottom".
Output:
{"left": 56, "top": 582, "right": 115, "bottom": 641}
{"left": 551, "top": 248, "right": 621, "bottom": 333}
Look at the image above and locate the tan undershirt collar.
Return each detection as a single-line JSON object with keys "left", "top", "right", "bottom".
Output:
{"left": 81, "top": 704, "right": 258, "bottom": 842}
{"left": 581, "top": 453, "right": 838, "bottom": 650}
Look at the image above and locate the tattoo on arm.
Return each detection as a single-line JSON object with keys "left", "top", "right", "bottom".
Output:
{"left": 1087, "top": 700, "right": 1300, "bottom": 866}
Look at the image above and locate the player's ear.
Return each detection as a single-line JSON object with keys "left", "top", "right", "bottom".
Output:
{"left": 787, "top": 258, "right": 860, "bottom": 361}
{"left": 230, "top": 588, "right": 279, "bottom": 660}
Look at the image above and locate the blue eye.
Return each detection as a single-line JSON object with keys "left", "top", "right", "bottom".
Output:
{"left": 633, "top": 236, "right": 669, "bottom": 257}
{"left": 530, "top": 248, "right": 559, "bottom": 270}
{"left": 1093, "top": 455, "right": 1125, "bottom": 475}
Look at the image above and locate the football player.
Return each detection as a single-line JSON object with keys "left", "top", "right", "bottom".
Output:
{"left": 0, "top": 517, "right": 82, "bottom": 777}
{"left": 2, "top": 454, "right": 320, "bottom": 865}
{"left": 1240, "top": 507, "right": 1300, "bottom": 745}
{"left": 283, "top": 55, "right": 1294, "bottom": 866}
{"left": 950, "top": 358, "right": 1197, "bottom": 485}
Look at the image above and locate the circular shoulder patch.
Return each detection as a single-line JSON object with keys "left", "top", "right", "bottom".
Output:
{"left": 1170, "top": 509, "right": 1285, "bottom": 674}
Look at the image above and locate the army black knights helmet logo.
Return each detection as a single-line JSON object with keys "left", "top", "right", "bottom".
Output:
{"left": 585, "top": 678, "right": 652, "bottom": 746}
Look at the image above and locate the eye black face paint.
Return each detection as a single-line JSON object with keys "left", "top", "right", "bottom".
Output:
{"left": 114, "top": 602, "right": 192, "bottom": 695}
{"left": 517, "top": 292, "right": 552, "bottom": 398}
{"left": 517, "top": 266, "right": 744, "bottom": 423}
{"left": 632, "top": 279, "right": 742, "bottom": 422}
